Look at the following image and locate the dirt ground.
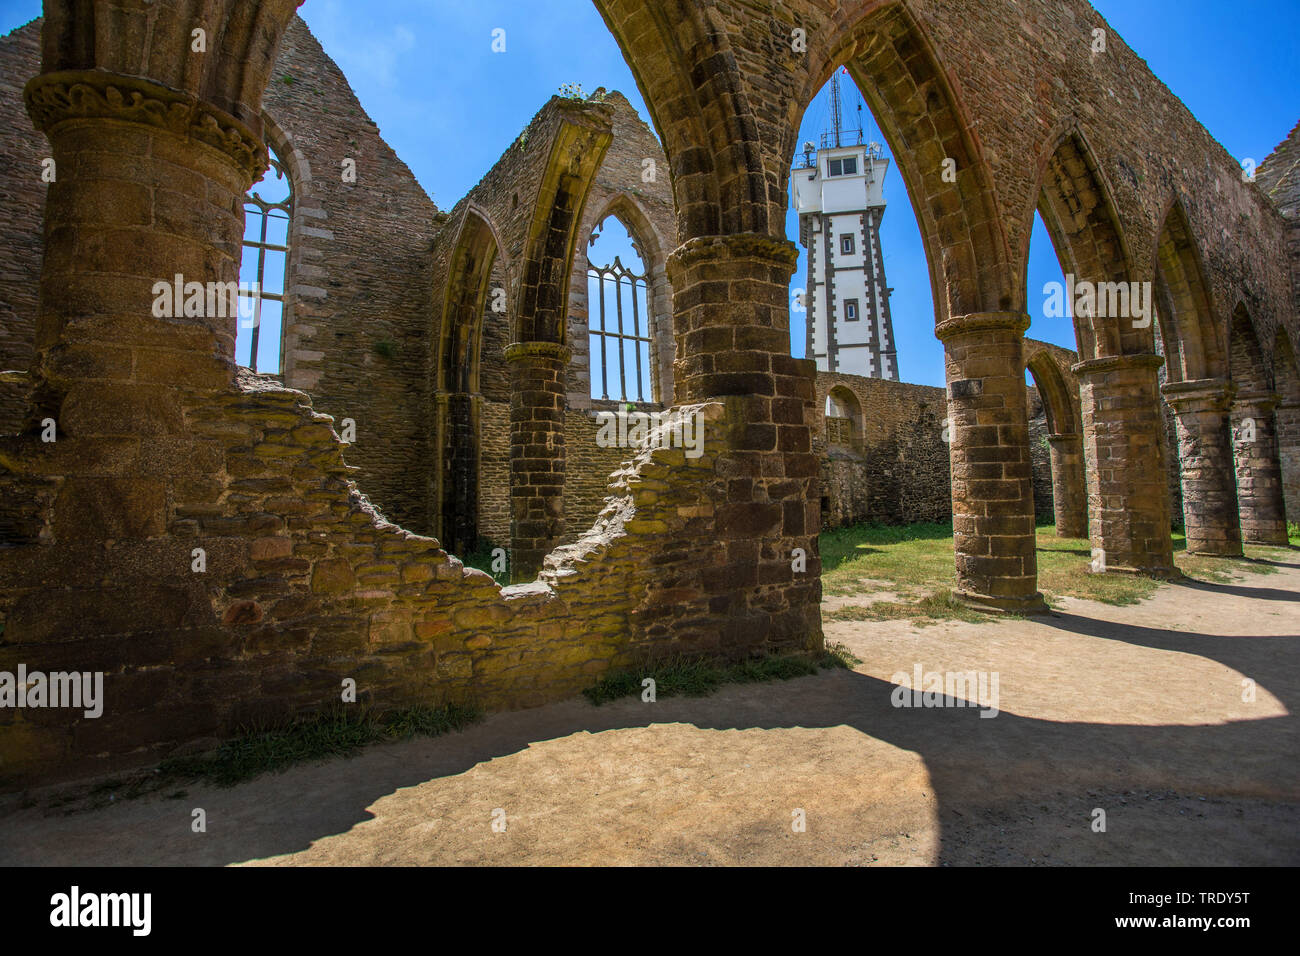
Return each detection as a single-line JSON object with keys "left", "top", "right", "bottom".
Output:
{"left": 2, "top": 556, "right": 1297, "bottom": 866}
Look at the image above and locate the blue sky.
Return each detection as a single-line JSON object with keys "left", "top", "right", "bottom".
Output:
{"left": 3, "top": 0, "right": 1296, "bottom": 388}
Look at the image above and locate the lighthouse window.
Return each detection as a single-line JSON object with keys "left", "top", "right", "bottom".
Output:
{"left": 844, "top": 299, "right": 859, "bottom": 321}
{"left": 841, "top": 235, "right": 855, "bottom": 255}
{"left": 826, "top": 157, "right": 859, "bottom": 178}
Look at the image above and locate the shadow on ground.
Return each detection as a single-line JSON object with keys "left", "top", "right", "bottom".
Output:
{"left": 1, "top": 571, "right": 1296, "bottom": 866}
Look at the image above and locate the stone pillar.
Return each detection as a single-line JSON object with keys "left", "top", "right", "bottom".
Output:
{"left": 936, "top": 312, "right": 1045, "bottom": 613}
{"left": 1046, "top": 433, "right": 1088, "bottom": 539}
{"left": 1072, "top": 354, "right": 1175, "bottom": 575}
{"left": 24, "top": 73, "right": 262, "bottom": 430}
{"left": 1161, "top": 379, "right": 1243, "bottom": 556}
{"left": 671, "top": 235, "right": 796, "bottom": 404}
{"left": 1231, "top": 391, "right": 1289, "bottom": 545}
{"left": 665, "top": 234, "right": 822, "bottom": 653}
{"left": 506, "top": 341, "right": 570, "bottom": 582}
{"left": 1277, "top": 395, "right": 1300, "bottom": 525}
{"left": 19, "top": 72, "right": 264, "bottom": 549}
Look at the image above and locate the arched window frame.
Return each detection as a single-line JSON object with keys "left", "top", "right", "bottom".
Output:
{"left": 586, "top": 215, "right": 657, "bottom": 404}
{"left": 237, "top": 150, "right": 293, "bottom": 374}
{"left": 825, "top": 388, "right": 863, "bottom": 451}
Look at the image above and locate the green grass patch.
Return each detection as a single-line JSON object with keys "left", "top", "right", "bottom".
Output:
{"left": 43, "top": 702, "right": 482, "bottom": 813}
{"left": 460, "top": 537, "right": 510, "bottom": 585}
{"left": 583, "top": 649, "right": 852, "bottom": 706}
{"left": 825, "top": 590, "right": 992, "bottom": 626}
{"left": 1035, "top": 531, "right": 1158, "bottom": 606}
{"left": 157, "top": 703, "right": 481, "bottom": 788}
{"left": 820, "top": 521, "right": 958, "bottom": 598}
{"left": 819, "top": 640, "right": 862, "bottom": 669}
{"left": 820, "top": 520, "right": 1293, "bottom": 621}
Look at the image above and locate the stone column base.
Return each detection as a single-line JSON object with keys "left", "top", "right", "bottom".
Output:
{"left": 952, "top": 588, "right": 1050, "bottom": 615}
{"left": 1090, "top": 561, "right": 1181, "bottom": 579}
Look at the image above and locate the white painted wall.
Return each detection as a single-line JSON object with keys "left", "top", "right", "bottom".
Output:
{"left": 795, "top": 143, "right": 894, "bottom": 378}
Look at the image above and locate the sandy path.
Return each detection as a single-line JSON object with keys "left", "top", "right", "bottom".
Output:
{"left": 2, "top": 556, "right": 1297, "bottom": 866}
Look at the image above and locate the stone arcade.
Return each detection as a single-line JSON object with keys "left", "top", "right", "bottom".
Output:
{"left": 0, "top": 1, "right": 1297, "bottom": 789}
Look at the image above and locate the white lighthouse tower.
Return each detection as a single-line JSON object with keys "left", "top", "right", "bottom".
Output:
{"left": 792, "top": 74, "right": 899, "bottom": 381}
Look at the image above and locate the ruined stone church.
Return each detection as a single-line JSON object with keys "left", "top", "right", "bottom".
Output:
{"left": 0, "top": 1, "right": 1297, "bottom": 790}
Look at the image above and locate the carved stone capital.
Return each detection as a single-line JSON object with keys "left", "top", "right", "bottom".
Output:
{"left": 1161, "top": 377, "right": 1235, "bottom": 412}
{"left": 25, "top": 70, "right": 268, "bottom": 188}
{"left": 1070, "top": 352, "right": 1165, "bottom": 380}
{"left": 667, "top": 233, "right": 801, "bottom": 274}
{"left": 504, "top": 341, "right": 572, "bottom": 364}
{"left": 1232, "top": 390, "right": 1282, "bottom": 415}
{"left": 935, "top": 311, "right": 1030, "bottom": 343}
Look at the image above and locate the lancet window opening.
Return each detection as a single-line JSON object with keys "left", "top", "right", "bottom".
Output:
{"left": 237, "top": 153, "right": 293, "bottom": 373}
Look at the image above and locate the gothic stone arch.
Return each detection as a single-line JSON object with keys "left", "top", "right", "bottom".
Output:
{"left": 1025, "top": 345, "right": 1086, "bottom": 539}
{"left": 433, "top": 207, "right": 508, "bottom": 555}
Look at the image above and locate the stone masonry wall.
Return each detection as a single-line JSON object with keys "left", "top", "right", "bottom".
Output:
{"left": 1259, "top": 121, "right": 1300, "bottom": 354}
{"left": 2, "top": 0, "right": 1294, "bottom": 793}
{"left": 465, "top": 402, "right": 628, "bottom": 554}
{"left": 1026, "top": 389, "right": 1054, "bottom": 522}
{"left": 263, "top": 18, "right": 439, "bottom": 531}
{"left": 0, "top": 364, "right": 763, "bottom": 788}
{"left": 479, "top": 401, "right": 511, "bottom": 548}
{"left": 810, "top": 348, "right": 1070, "bottom": 531}
{"left": 565, "top": 411, "right": 634, "bottom": 541}
{"left": 519, "top": 370, "right": 1069, "bottom": 540}
{"left": 0, "top": 21, "right": 45, "bottom": 435}
{"left": 1259, "top": 122, "right": 1300, "bottom": 525}
{"left": 427, "top": 93, "right": 615, "bottom": 561}
{"left": 813, "top": 371, "right": 952, "bottom": 527}
{"left": 612, "top": 0, "right": 1293, "bottom": 347}
{"left": 0, "top": 17, "right": 440, "bottom": 532}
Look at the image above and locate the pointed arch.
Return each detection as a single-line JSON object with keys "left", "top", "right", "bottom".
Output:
{"left": 1229, "top": 302, "right": 1270, "bottom": 395}
{"left": 592, "top": 0, "right": 774, "bottom": 239}
{"left": 1033, "top": 127, "right": 1139, "bottom": 360}
{"left": 438, "top": 206, "right": 508, "bottom": 394}
{"left": 578, "top": 192, "right": 676, "bottom": 404}
{"left": 824, "top": 384, "right": 863, "bottom": 453}
{"left": 1153, "top": 198, "right": 1224, "bottom": 383}
{"left": 433, "top": 207, "right": 508, "bottom": 556}
{"left": 587, "top": 191, "right": 670, "bottom": 274}
{"left": 254, "top": 110, "right": 315, "bottom": 384}
{"left": 1025, "top": 350, "right": 1078, "bottom": 438}
{"left": 798, "top": 3, "right": 1013, "bottom": 324}
{"left": 1023, "top": 345, "right": 1088, "bottom": 538}
{"left": 515, "top": 110, "right": 614, "bottom": 343}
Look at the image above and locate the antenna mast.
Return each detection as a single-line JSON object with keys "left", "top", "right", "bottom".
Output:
{"left": 829, "top": 71, "right": 843, "bottom": 148}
